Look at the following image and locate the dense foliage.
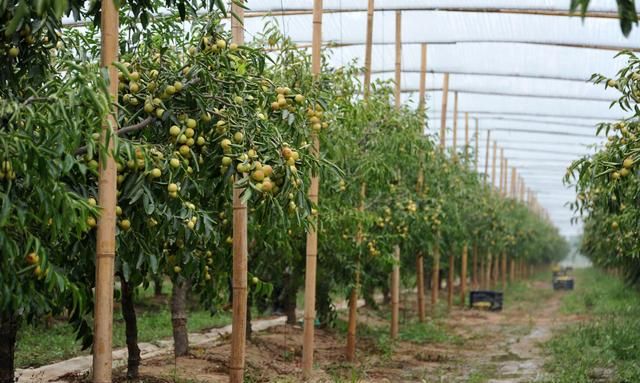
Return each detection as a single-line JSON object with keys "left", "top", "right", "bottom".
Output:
{"left": 567, "top": 50, "right": 640, "bottom": 285}
{"left": 0, "top": 1, "right": 568, "bottom": 381}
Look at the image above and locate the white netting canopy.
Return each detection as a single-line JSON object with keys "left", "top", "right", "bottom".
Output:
{"left": 227, "top": 0, "right": 639, "bottom": 238}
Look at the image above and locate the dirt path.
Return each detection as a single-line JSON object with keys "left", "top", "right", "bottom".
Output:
{"left": 23, "top": 279, "right": 571, "bottom": 382}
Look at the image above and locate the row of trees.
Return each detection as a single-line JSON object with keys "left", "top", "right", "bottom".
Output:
{"left": 0, "top": 1, "right": 567, "bottom": 382}
{"left": 568, "top": 50, "right": 640, "bottom": 285}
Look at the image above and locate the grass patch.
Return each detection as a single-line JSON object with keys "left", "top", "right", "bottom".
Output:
{"left": 399, "top": 320, "right": 463, "bottom": 346}
{"left": 15, "top": 283, "right": 232, "bottom": 368}
{"left": 544, "top": 267, "right": 640, "bottom": 383}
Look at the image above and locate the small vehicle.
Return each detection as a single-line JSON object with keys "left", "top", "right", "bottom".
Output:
{"left": 469, "top": 290, "right": 503, "bottom": 311}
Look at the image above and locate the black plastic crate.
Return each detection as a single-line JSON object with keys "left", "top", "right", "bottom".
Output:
{"left": 469, "top": 290, "right": 503, "bottom": 311}
{"left": 553, "top": 278, "right": 574, "bottom": 290}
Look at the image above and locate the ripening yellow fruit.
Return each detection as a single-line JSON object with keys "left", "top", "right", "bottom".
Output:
{"left": 233, "top": 132, "right": 244, "bottom": 143}
{"left": 169, "top": 125, "right": 181, "bottom": 136}
{"left": 186, "top": 118, "right": 197, "bottom": 129}
{"left": 150, "top": 168, "right": 162, "bottom": 178}
{"left": 170, "top": 158, "right": 180, "bottom": 168}
{"left": 623, "top": 158, "right": 634, "bottom": 169}
{"left": 168, "top": 183, "right": 178, "bottom": 193}
{"left": 216, "top": 39, "right": 226, "bottom": 49}
{"left": 119, "top": 219, "right": 131, "bottom": 231}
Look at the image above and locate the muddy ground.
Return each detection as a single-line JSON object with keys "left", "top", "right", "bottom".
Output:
{"left": 60, "top": 279, "right": 581, "bottom": 383}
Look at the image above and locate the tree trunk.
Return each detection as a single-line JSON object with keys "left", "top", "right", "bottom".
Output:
{"left": 171, "top": 279, "right": 190, "bottom": 357}
{"left": 0, "top": 314, "right": 18, "bottom": 383}
{"left": 153, "top": 276, "right": 164, "bottom": 296}
{"left": 246, "top": 293, "right": 253, "bottom": 341}
{"left": 120, "top": 276, "right": 141, "bottom": 379}
{"left": 283, "top": 271, "right": 297, "bottom": 325}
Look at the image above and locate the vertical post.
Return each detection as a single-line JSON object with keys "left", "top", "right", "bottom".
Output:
{"left": 511, "top": 168, "right": 517, "bottom": 198}
{"left": 439, "top": 74, "right": 450, "bottom": 149}
{"left": 486, "top": 252, "right": 493, "bottom": 289}
{"left": 391, "top": 245, "right": 400, "bottom": 338}
{"left": 416, "top": 253, "right": 425, "bottom": 322}
{"left": 472, "top": 243, "right": 478, "bottom": 289}
{"left": 447, "top": 253, "right": 454, "bottom": 309}
{"left": 503, "top": 159, "right": 508, "bottom": 198}
{"left": 418, "top": 43, "right": 427, "bottom": 120}
{"left": 491, "top": 142, "right": 497, "bottom": 188}
{"left": 93, "top": 1, "right": 119, "bottom": 381}
{"left": 484, "top": 130, "right": 491, "bottom": 185}
{"left": 394, "top": 10, "right": 402, "bottom": 110}
{"left": 390, "top": 9, "right": 401, "bottom": 339}
{"left": 452, "top": 91, "right": 458, "bottom": 159}
{"left": 510, "top": 257, "right": 516, "bottom": 283}
{"left": 474, "top": 118, "right": 479, "bottom": 171}
{"left": 460, "top": 244, "right": 468, "bottom": 307}
{"left": 302, "top": 0, "right": 322, "bottom": 378}
{"left": 501, "top": 251, "right": 507, "bottom": 291}
{"left": 363, "top": 0, "right": 374, "bottom": 99}
{"left": 499, "top": 149, "right": 505, "bottom": 195}
{"left": 479, "top": 252, "right": 485, "bottom": 289}
{"left": 416, "top": 42, "right": 427, "bottom": 323}
{"left": 229, "top": 4, "right": 248, "bottom": 383}
{"left": 431, "top": 245, "right": 440, "bottom": 305}
{"left": 464, "top": 112, "right": 469, "bottom": 163}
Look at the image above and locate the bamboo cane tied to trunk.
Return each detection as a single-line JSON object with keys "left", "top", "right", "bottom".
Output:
{"left": 93, "top": 1, "right": 120, "bottom": 381}
{"left": 229, "top": 4, "right": 248, "bottom": 382}
{"left": 302, "top": 0, "right": 323, "bottom": 378}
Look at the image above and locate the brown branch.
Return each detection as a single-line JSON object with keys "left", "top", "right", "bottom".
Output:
{"left": 75, "top": 116, "right": 154, "bottom": 155}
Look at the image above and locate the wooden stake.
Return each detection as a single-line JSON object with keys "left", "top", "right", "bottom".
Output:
{"left": 510, "top": 258, "right": 516, "bottom": 283}
{"left": 363, "top": 0, "right": 374, "bottom": 99}
{"left": 346, "top": 183, "right": 365, "bottom": 361}
{"left": 301, "top": 0, "right": 323, "bottom": 378}
{"left": 472, "top": 243, "right": 478, "bottom": 289}
{"left": 418, "top": 43, "right": 427, "bottom": 119}
{"left": 431, "top": 244, "right": 440, "bottom": 305}
{"left": 479, "top": 251, "right": 485, "bottom": 289}
{"left": 416, "top": 42, "right": 426, "bottom": 323}
{"left": 416, "top": 253, "right": 425, "bottom": 322}
{"left": 93, "top": 1, "right": 119, "bottom": 381}
{"left": 229, "top": 4, "right": 248, "bottom": 383}
{"left": 486, "top": 252, "right": 493, "bottom": 289}
{"left": 474, "top": 119, "right": 479, "bottom": 171}
{"left": 439, "top": 73, "right": 449, "bottom": 149}
{"left": 499, "top": 149, "right": 505, "bottom": 195}
{"left": 492, "top": 251, "right": 499, "bottom": 288}
{"left": 390, "top": 10, "right": 401, "bottom": 339}
{"left": 491, "top": 141, "right": 497, "bottom": 189}
{"left": 346, "top": 0, "right": 374, "bottom": 361}
{"left": 501, "top": 251, "right": 507, "bottom": 291}
{"left": 464, "top": 112, "right": 469, "bottom": 163}
{"left": 452, "top": 91, "right": 458, "bottom": 160}
{"left": 394, "top": 10, "right": 402, "bottom": 110}
{"left": 484, "top": 130, "right": 491, "bottom": 184}
{"left": 447, "top": 253, "right": 454, "bottom": 309}
{"left": 391, "top": 245, "right": 400, "bottom": 338}
{"left": 460, "top": 244, "right": 468, "bottom": 307}
{"left": 511, "top": 167, "right": 517, "bottom": 197}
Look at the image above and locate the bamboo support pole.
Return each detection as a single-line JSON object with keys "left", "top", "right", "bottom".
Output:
{"left": 346, "top": 0, "right": 374, "bottom": 360}
{"left": 510, "top": 258, "right": 516, "bottom": 283}
{"left": 511, "top": 168, "right": 517, "bottom": 197}
{"left": 394, "top": 10, "right": 402, "bottom": 110}
{"left": 464, "top": 112, "right": 469, "bottom": 163}
{"left": 474, "top": 119, "right": 479, "bottom": 171}
{"left": 460, "top": 244, "right": 468, "bottom": 307}
{"left": 431, "top": 244, "right": 440, "bottom": 305}
{"left": 93, "top": 1, "right": 119, "bottom": 381}
{"left": 301, "top": 0, "right": 323, "bottom": 378}
{"left": 492, "top": 250, "right": 499, "bottom": 288}
{"left": 229, "top": 4, "right": 248, "bottom": 383}
{"left": 439, "top": 73, "right": 449, "bottom": 149}
{"left": 346, "top": 183, "right": 365, "bottom": 361}
{"left": 491, "top": 141, "right": 497, "bottom": 188}
{"left": 93, "top": 1, "right": 120, "bottom": 383}
{"left": 418, "top": 43, "right": 427, "bottom": 119}
{"left": 389, "top": 9, "right": 401, "bottom": 339}
{"left": 452, "top": 91, "right": 458, "bottom": 160}
{"left": 486, "top": 252, "right": 493, "bottom": 289}
{"left": 447, "top": 253, "right": 454, "bottom": 309}
{"left": 416, "top": 253, "right": 426, "bottom": 322}
{"left": 501, "top": 252, "right": 507, "bottom": 291}
{"left": 363, "top": 0, "right": 374, "bottom": 99}
{"left": 391, "top": 245, "right": 400, "bottom": 338}
{"left": 484, "top": 130, "right": 491, "bottom": 185}
{"left": 499, "top": 150, "right": 505, "bottom": 196}
{"left": 479, "top": 255, "right": 485, "bottom": 289}
{"left": 472, "top": 243, "right": 478, "bottom": 289}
